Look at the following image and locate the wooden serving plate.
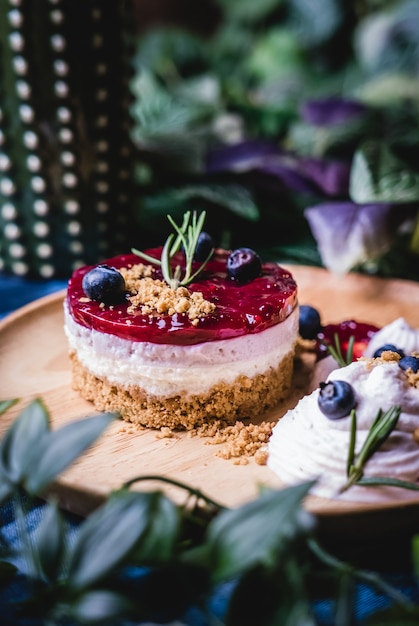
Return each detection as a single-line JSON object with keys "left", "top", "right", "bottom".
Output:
{"left": 1, "top": 265, "right": 419, "bottom": 539}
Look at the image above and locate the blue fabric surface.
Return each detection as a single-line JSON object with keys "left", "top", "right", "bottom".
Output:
{"left": 0, "top": 274, "right": 67, "bottom": 319}
{"left": 1, "top": 273, "right": 419, "bottom": 624}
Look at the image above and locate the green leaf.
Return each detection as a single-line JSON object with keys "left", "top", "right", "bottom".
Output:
{"left": 142, "top": 183, "right": 260, "bottom": 222}
{"left": 0, "top": 398, "right": 49, "bottom": 484}
{"left": 24, "top": 412, "right": 115, "bottom": 496}
{"left": 34, "top": 501, "right": 66, "bottom": 582}
{"left": 412, "top": 534, "right": 419, "bottom": 577}
{"left": 288, "top": 0, "right": 344, "bottom": 47}
{"left": 66, "top": 490, "right": 178, "bottom": 589}
{"left": 335, "top": 570, "right": 356, "bottom": 626}
{"left": 356, "top": 476, "right": 419, "bottom": 491}
{"left": 0, "top": 399, "right": 19, "bottom": 415}
{"left": 358, "top": 74, "right": 419, "bottom": 107}
{"left": 347, "top": 409, "right": 357, "bottom": 478}
{"left": 131, "top": 70, "right": 208, "bottom": 138}
{"left": 288, "top": 115, "right": 368, "bottom": 158}
{"left": 350, "top": 141, "right": 419, "bottom": 204}
{"left": 134, "top": 27, "right": 206, "bottom": 83}
{"left": 131, "top": 490, "right": 179, "bottom": 564}
{"left": 180, "top": 184, "right": 260, "bottom": 221}
{"left": 69, "top": 590, "right": 133, "bottom": 624}
{"left": 131, "top": 69, "right": 215, "bottom": 173}
{"left": 246, "top": 27, "right": 304, "bottom": 83}
{"left": 207, "top": 483, "right": 314, "bottom": 582}
{"left": 340, "top": 406, "right": 402, "bottom": 493}
{"left": 357, "top": 406, "right": 401, "bottom": 468}
{"left": 355, "top": 0, "right": 419, "bottom": 76}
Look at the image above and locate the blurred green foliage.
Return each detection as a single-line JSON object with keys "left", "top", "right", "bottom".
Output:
{"left": 130, "top": 0, "right": 419, "bottom": 279}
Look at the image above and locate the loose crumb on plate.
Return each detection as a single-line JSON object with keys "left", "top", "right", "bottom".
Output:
{"left": 190, "top": 419, "right": 275, "bottom": 464}
{"left": 116, "top": 414, "right": 273, "bottom": 464}
{"left": 156, "top": 427, "right": 178, "bottom": 439}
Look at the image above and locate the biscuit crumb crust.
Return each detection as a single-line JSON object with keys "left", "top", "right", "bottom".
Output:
{"left": 69, "top": 350, "right": 294, "bottom": 432}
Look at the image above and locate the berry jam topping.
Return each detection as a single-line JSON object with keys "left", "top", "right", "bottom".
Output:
{"left": 299, "top": 305, "right": 322, "bottom": 340}
{"left": 316, "top": 320, "right": 380, "bottom": 362}
{"left": 193, "top": 231, "right": 215, "bottom": 262}
{"left": 318, "top": 380, "right": 357, "bottom": 420}
{"left": 67, "top": 248, "right": 297, "bottom": 345}
{"left": 227, "top": 247, "right": 262, "bottom": 283}
{"left": 399, "top": 355, "right": 419, "bottom": 373}
{"left": 81, "top": 265, "right": 127, "bottom": 305}
{"left": 373, "top": 344, "right": 405, "bottom": 359}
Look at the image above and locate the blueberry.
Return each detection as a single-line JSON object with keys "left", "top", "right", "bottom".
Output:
{"left": 82, "top": 264, "right": 126, "bottom": 304}
{"left": 373, "top": 344, "right": 405, "bottom": 358}
{"left": 398, "top": 355, "right": 419, "bottom": 373}
{"left": 299, "top": 305, "right": 322, "bottom": 340}
{"left": 318, "top": 380, "right": 357, "bottom": 420}
{"left": 227, "top": 247, "right": 262, "bottom": 283}
{"left": 194, "top": 231, "right": 214, "bottom": 262}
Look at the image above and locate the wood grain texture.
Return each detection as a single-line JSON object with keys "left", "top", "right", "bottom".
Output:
{"left": 1, "top": 266, "right": 419, "bottom": 536}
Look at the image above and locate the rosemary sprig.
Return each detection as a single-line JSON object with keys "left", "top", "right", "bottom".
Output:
{"left": 324, "top": 333, "right": 355, "bottom": 367}
{"left": 339, "top": 405, "right": 407, "bottom": 493}
{"left": 132, "top": 210, "right": 214, "bottom": 289}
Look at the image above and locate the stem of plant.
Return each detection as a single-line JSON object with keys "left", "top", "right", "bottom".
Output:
{"left": 122, "top": 475, "right": 225, "bottom": 511}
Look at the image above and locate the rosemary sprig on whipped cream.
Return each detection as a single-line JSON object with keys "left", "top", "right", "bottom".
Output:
{"left": 132, "top": 210, "right": 214, "bottom": 290}
{"left": 325, "top": 333, "right": 355, "bottom": 367}
{"left": 340, "top": 405, "right": 419, "bottom": 493}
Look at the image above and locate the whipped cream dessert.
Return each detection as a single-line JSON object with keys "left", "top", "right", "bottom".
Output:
{"left": 309, "top": 317, "right": 419, "bottom": 392}
{"left": 268, "top": 358, "right": 419, "bottom": 502}
{"left": 64, "top": 247, "right": 298, "bottom": 430}
{"left": 364, "top": 317, "right": 419, "bottom": 357}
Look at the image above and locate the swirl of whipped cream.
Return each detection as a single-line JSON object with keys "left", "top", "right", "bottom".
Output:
{"left": 364, "top": 317, "right": 419, "bottom": 358}
{"left": 267, "top": 359, "right": 419, "bottom": 502}
{"left": 309, "top": 317, "right": 419, "bottom": 393}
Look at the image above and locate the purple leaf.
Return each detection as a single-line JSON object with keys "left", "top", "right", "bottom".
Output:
{"left": 206, "top": 141, "right": 316, "bottom": 193}
{"left": 206, "top": 142, "right": 352, "bottom": 196}
{"left": 300, "top": 157, "right": 351, "bottom": 196}
{"left": 305, "top": 201, "right": 412, "bottom": 274}
{"left": 300, "top": 97, "right": 369, "bottom": 127}
{"left": 205, "top": 139, "right": 280, "bottom": 173}
{"left": 256, "top": 156, "right": 316, "bottom": 194}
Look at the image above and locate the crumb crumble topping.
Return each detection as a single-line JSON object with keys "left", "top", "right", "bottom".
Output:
{"left": 362, "top": 351, "right": 419, "bottom": 388}
{"left": 362, "top": 350, "right": 402, "bottom": 370}
{"left": 119, "top": 263, "right": 216, "bottom": 323}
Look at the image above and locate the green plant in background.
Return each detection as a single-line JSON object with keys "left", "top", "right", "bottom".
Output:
{"left": 1, "top": 0, "right": 419, "bottom": 279}
{"left": 130, "top": 0, "right": 419, "bottom": 279}
{"left": 0, "top": 398, "right": 418, "bottom": 625}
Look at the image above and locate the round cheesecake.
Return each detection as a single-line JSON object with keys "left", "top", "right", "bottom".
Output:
{"left": 64, "top": 247, "right": 298, "bottom": 429}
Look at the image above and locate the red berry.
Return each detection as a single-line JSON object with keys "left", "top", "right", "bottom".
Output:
{"left": 315, "top": 320, "right": 379, "bottom": 362}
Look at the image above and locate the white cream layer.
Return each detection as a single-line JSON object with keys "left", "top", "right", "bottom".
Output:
{"left": 64, "top": 302, "right": 298, "bottom": 397}
{"left": 364, "top": 317, "right": 419, "bottom": 357}
{"left": 268, "top": 359, "right": 419, "bottom": 502}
